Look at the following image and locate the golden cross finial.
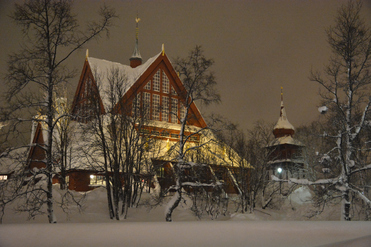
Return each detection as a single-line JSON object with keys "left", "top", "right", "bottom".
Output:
{"left": 135, "top": 14, "right": 140, "bottom": 40}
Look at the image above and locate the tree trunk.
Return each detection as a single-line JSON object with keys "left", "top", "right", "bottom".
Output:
{"left": 47, "top": 83, "right": 56, "bottom": 223}
{"left": 166, "top": 188, "right": 182, "bottom": 222}
{"left": 342, "top": 190, "right": 351, "bottom": 221}
{"left": 105, "top": 175, "right": 114, "bottom": 219}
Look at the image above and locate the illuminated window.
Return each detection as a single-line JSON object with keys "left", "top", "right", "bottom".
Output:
{"left": 171, "top": 133, "right": 178, "bottom": 139}
{"left": 144, "top": 81, "right": 151, "bottom": 90}
{"left": 162, "top": 96, "right": 169, "bottom": 122}
{"left": 156, "top": 167, "right": 165, "bottom": 178}
{"left": 0, "top": 175, "right": 7, "bottom": 181}
{"left": 152, "top": 130, "right": 160, "bottom": 136}
{"left": 162, "top": 71, "right": 169, "bottom": 93}
{"left": 153, "top": 94, "right": 160, "bottom": 120}
{"left": 140, "top": 129, "right": 150, "bottom": 135}
{"left": 161, "top": 131, "right": 169, "bottom": 137}
{"left": 153, "top": 71, "right": 160, "bottom": 92}
{"left": 90, "top": 175, "right": 105, "bottom": 186}
{"left": 171, "top": 98, "right": 178, "bottom": 123}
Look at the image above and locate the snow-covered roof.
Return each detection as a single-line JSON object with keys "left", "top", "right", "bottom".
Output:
{"left": 87, "top": 52, "right": 161, "bottom": 111}
{"left": 267, "top": 158, "right": 305, "bottom": 165}
{"left": 268, "top": 136, "right": 304, "bottom": 147}
{"left": 274, "top": 101, "right": 295, "bottom": 132}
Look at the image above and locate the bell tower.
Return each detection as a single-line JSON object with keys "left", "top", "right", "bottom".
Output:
{"left": 267, "top": 87, "right": 305, "bottom": 182}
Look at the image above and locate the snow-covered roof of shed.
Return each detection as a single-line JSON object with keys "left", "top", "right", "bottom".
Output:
{"left": 87, "top": 52, "right": 161, "bottom": 111}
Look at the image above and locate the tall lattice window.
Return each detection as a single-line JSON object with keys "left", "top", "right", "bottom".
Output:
{"left": 143, "top": 92, "right": 151, "bottom": 117}
{"left": 180, "top": 103, "right": 186, "bottom": 121}
{"left": 171, "top": 98, "right": 178, "bottom": 123}
{"left": 153, "top": 71, "right": 160, "bottom": 92}
{"left": 152, "top": 94, "right": 160, "bottom": 120}
{"left": 171, "top": 86, "right": 177, "bottom": 95}
{"left": 162, "top": 96, "right": 169, "bottom": 122}
{"left": 162, "top": 71, "right": 169, "bottom": 94}
{"left": 144, "top": 81, "right": 151, "bottom": 90}
{"left": 132, "top": 93, "right": 141, "bottom": 117}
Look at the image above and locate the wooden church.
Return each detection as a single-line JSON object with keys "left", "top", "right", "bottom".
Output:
{"left": 266, "top": 89, "right": 305, "bottom": 180}
{"left": 27, "top": 19, "right": 251, "bottom": 194}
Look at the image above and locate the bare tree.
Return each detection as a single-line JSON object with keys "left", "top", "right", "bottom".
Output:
{"left": 78, "top": 67, "right": 160, "bottom": 220}
{"left": 246, "top": 121, "right": 277, "bottom": 211}
{"left": 217, "top": 123, "right": 250, "bottom": 213}
{"left": 53, "top": 94, "right": 72, "bottom": 190}
{"left": 1, "top": 0, "right": 116, "bottom": 223}
{"left": 165, "top": 45, "right": 221, "bottom": 222}
{"left": 276, "top": 0, "right": 371, "bottom": 220}
{"left": 219, "top": 120, "right": 276, "bottom": 212}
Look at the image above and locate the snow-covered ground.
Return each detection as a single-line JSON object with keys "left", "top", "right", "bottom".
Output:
{"left": 1, "top": 186, "right": 370, "bottom": 247}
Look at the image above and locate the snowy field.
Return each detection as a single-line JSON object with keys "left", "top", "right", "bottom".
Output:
{"left": 1, "top": 221, "right": 371, "bottom": 247}
{"left": 1, "top": 186, "right": 370, "bottom": 247}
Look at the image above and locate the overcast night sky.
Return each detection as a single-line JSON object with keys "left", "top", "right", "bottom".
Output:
{"left": 1, "top": 0, "right": 371, "bottom": 132}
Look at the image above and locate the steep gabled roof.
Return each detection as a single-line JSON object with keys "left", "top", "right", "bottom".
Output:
{"left": 71, "top": 53, "right": 160, "bottom": 115}
{"left": 27, "top": 122, "right": 47, "bottom": 169}
{"left": 73, "top": 50, "right": 207, "bottom": 129}
{"left": 114, "top": 51, "right": 207, "bottom": 129}
{"left": 87, "top": 53, "right": 159, "bottom": 112}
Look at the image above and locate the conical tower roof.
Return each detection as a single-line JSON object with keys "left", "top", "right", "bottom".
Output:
{"left": 273, "top": 88, "right": 295, "bottom": 138}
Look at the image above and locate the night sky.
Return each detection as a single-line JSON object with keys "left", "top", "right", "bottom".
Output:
{"left": 1, "top": 0, "right": 371, "bottom": 131}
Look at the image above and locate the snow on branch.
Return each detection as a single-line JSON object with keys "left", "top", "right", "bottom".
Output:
{"left": 351, "top": 100, "right": 371, "bottom": 141}
{"left": 350, "top": 163, "right": 371, "bottom": 175}
{"left": 271, "top": 175, "right": 338, "bottom": 186}
{"left": 182, "top": 181, "right": 222, "bottom": 188}
{"left": 352, "top": 189, "right": 371, "bottom": 208}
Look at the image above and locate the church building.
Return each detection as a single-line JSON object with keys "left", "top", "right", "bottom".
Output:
{"left": 267, "top": 89, "right": 306, "bottom": 180}
{"left": 26, "top": 18, "right": 251, "bottom": 194}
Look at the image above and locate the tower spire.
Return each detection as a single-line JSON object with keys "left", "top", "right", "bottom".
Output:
{"left": 130, "top": 14, "right": 142, "bottom": 68}
{"left": 274, "top": 87, "right": 295, "bottom": 137}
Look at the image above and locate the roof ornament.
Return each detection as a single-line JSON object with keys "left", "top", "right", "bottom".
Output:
{"left": 135, "top": 14, "right": 141, "bottom": 40}
{"left": 130, "top": 13, "right": 142, "bottom": 68}
{"left": 162, "top": 43, "right": 165, "bottom": 56}
{"left": 85, "top": 49, "right": 89, "bottom": 60}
